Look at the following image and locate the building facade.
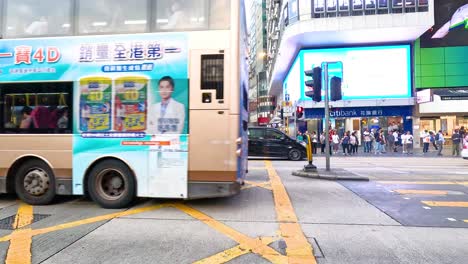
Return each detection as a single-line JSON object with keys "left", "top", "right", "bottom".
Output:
{"left": 248, "top": 0, "right": 275, "bottom": 126}
{"left": 414, "top": 0, "right": 468, "bottom": 145}
{"left": 266, "top": 0, "right": 435, "bottom": 144}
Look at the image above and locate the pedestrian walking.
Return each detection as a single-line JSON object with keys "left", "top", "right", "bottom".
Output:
{"left": 422, "top": 131, "right": 430, "bottom": 153}
{"left": 320, "top": 132, "right": 326, "bottom": 154}
{"left": 451, "top": 129, "right": 461, "bottom": 156}
{"left": 332, "top": 132, "right": 340, "bottom": 154}
{"left": 387, "top": 130, "right": 395, "bottom": 153}
{"left": 392, "top": 130, "right": 399, "bottom": 152}
{"left": 363, "top": 129, "right": 371, "bottom": 153}
{"left": 341, "top": 131, "right": 350, "bottom": 156}
{"left": 405, "top": 131, "right": 413, "bottom": 154}
{"left": 350, "top": 132, "right": 357, "bottom": 155}
{"left": 379, "top": 129, "right": 387, "bottom": 153}
{"left": 436, "top": 130, "right": 445, "bottom": 156}
{"left": 311, "top": 131, "right": 318, "bottom": 154}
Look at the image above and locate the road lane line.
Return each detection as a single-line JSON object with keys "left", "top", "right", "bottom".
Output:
{"left": 193, "top": 236, "right": 278, "bottom": 264}
{"left": 422, "top": 201, "right": 468, "bottom": 208}
{"left": 447, "top": 218, "right": 457, "bottom": 222}
{"left": 265, "top": 161, "right": 317, "bottom": 264}
{"left": 173, "top": 203, "right": 287, "bottom": 264}
{"left": 394, "top": 190, "right": 449, "bottom": 195}
{"left": 6, "top": 202, "right": 34, "bottom": 264}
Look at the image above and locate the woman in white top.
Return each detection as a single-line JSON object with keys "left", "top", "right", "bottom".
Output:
{"left": 332, "top": 133, "right": 340, "bottom": 154}
{"left": 311, "top": 132, "right": 318, "bottom": 154}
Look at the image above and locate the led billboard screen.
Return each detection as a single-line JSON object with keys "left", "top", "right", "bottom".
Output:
{"left": 420, "top": 0, "right": 468, "bottom": 48}
{"left": 283, "top": 45, "right": 412, "bottom": 101}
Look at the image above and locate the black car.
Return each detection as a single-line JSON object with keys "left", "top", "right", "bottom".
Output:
{"left": 248, "top": 127, "right": 306, "bottom": 161}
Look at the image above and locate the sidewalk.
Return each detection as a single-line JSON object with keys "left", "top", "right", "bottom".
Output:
{"left": 311, "top": 145, "right": 463, "bottom": 158}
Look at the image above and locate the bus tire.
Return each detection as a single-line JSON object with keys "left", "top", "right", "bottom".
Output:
{"left": 87, "top": 160, "right": 135, "bottom": 209}
{"left": 15, "top": 159, "right": 56, "bottom": 205}
{"left": 288, "top": 149, "right": 302, "bottom": 161}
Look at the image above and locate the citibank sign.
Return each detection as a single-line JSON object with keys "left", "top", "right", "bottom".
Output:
{"left": 329, "top": 109, "right": 357, "bottom": 117}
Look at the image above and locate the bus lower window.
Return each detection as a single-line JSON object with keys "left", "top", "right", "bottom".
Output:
{"left": 0, "top": 82, "right": 73, "bottom": 134}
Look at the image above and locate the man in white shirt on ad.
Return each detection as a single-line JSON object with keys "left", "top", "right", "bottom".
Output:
{"left": 148, "top": 76, "right": 185, "bottom": 135}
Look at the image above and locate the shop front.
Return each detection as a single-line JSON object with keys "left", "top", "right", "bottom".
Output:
{"left": 417, "top": 89, "right": 468, "bottom": 145}
{"left": 304, "top": 106, "right": 413, "bottom": 140}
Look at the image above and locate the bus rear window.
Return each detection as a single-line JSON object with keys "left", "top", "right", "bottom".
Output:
{"left": 201, "top": 54, "right": 224, "bottom": 100}
{"left": 0, "top": 82, "right": 73, "bottom": 134}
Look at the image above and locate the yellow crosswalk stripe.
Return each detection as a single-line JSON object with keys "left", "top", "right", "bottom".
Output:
{"left": 394, "top": 190, "right": 449, "bottom": 195}
{"left": 379, "top": 181, "right": 468, "bottom": 185}
{"left": 422, "top": 201, "right": 468, "bottom": 208}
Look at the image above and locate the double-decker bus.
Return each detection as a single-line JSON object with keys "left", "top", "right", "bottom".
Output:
{"left": 0, "top": 0, "right": 248, "bottom": 208}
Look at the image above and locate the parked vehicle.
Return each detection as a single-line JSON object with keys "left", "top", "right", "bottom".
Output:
{"left": 248, "top": 127, "right": 306, "bottom": 161}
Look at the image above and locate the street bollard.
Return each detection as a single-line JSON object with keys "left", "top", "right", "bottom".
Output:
{"left": 304, "top": 134, "right": 317, "bottom": 172}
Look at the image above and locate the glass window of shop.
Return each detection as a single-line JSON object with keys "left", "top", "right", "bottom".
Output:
{"left": 153, "top": 0, "right": 230, "bottom": 31}
{"left": 4, "top": 0, "right": 72, "bottom": 38}
{"left": 421, "top": 117, "right": 468, "bottom": 136}
{"left": 78, "top": 0, "right": 148, "bottom": 34}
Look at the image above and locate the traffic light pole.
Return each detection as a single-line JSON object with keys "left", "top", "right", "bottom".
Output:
{"left": 323, "top": 63, "right": 331, "bottom": 171}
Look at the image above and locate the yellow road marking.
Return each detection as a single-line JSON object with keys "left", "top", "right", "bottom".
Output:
{"left": 29, "top": 204, "right": 168, "bottom": 237}
{"left": 174, "top": 203, "right": 287, "bottom": 263}
{"left": 193, "top": 236, "right": 278, "bottom": 264}
{"left": 422, "top": 201, "right": 468, "bottom": 208}
{"left": 394, "top": 190, "right": 449, "bottom": 195}
{"left": 265, "top": 161, "right": 317, "bottom": 264}
{"left": 242, "top": 181, "right": 272, "bottom": 191}
{"left": 0, "top": 204, "right": 168, "bottom": 243}
{"left": 378, "top": 181, "right": 468, "bottom": 185}
{"left": 12, "top": 202, "right": 33, "bottom": 229}
{"left": 6, "top": 202, "right": 34, "bottom": 264}
{"left": 464, "top": 220, "right": 468, "bottom": 223}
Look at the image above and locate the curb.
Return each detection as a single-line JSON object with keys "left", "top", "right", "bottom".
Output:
{"left": 292, "top": 171, "right": 369, "bottom": 181}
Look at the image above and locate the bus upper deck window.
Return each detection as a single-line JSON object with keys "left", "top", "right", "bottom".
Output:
{"left": 201, "top": 54, "right": 224, "bottom": 100}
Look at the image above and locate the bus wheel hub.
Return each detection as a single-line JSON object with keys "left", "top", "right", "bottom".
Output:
{"left": 24, "top": 169, "right": 50, "bottom": 196}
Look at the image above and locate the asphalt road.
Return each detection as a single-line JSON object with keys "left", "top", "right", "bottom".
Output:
{"left": 0, "top": 156, "right": 467, "bottom": 264}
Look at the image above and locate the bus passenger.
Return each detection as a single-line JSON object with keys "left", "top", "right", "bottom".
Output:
{"left": 19, "top": 106, "right": 33, "bottom": 129}
{"left": 149, "top": 76, "right": 185, "bottom": 134}
{"left": 57, "top": 107, "right": 69, "bottom": 129}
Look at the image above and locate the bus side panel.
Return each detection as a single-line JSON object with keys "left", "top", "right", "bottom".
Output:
{"left": 0, "top": 135, "right": 72, "bottom": 193}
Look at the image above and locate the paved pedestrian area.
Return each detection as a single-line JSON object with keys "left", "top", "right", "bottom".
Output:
{"left": 0, "top": 157, "right": 466, "bottom": 263}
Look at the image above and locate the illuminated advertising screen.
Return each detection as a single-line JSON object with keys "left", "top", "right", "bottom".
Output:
{"left": 285, "top": 45, "right": 411, "bottom": 101}
{"left": 283, "top": 56, "right": 301, "bottom": 103}
{"left": 420, "top": 0, "right": 468, "bottom": 47}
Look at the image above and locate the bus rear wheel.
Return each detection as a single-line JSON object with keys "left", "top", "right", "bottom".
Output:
{"left": 15, "top": 159, "right": 56, "bottom": 205}
{"left": 88, "top": 160, "right": 135, "bottom": 209}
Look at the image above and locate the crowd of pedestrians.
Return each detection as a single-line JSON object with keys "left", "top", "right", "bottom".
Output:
{"left": 297, "top": 126, "right": 467, "bottom": 157}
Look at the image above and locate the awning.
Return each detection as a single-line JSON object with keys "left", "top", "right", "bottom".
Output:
{"left": 432, "top": 88, "right": 468, "bottom": 100}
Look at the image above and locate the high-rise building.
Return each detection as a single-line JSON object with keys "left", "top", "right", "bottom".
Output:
{"left": 266, "top": 0, "right": 434, "bottom": 141}
{"left": 248, "top": 0, "right": 275, "bottom": 126}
